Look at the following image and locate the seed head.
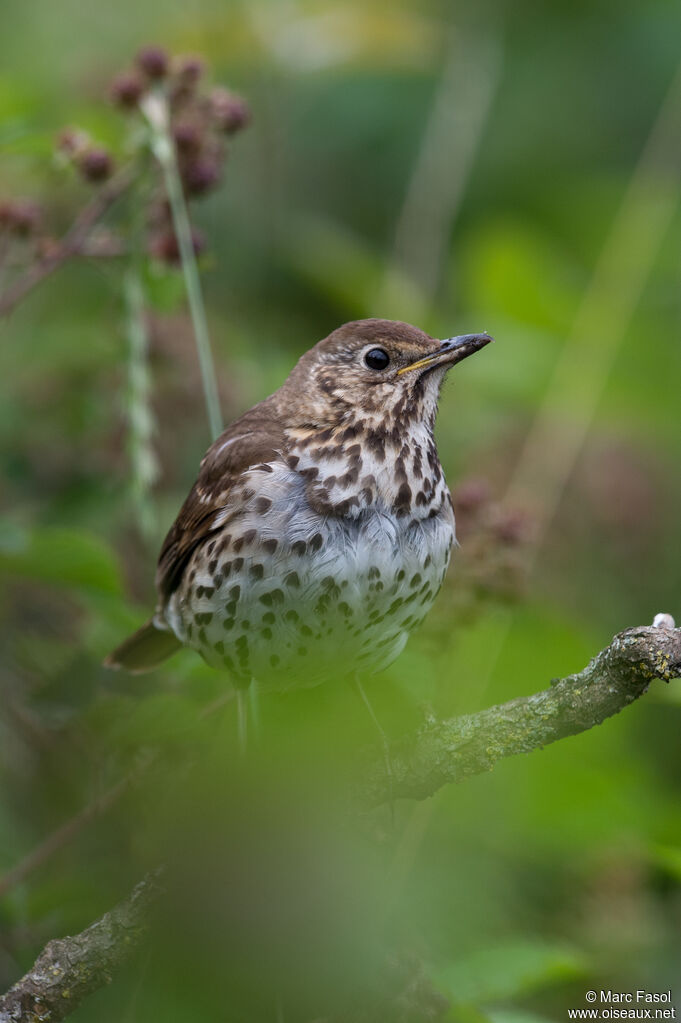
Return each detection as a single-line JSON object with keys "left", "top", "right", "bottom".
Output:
{"left": 136, "top": 45, "right": 169, "bottom": 80}
{"left": 110, "top": 71, "right": 145, "bottom": 109}
{"left": 208, "top": 88, "right": 251, "bottom": 134}
{"left": 149, "top": 226, "right": 205, "bottom": 264}
{"left": 173, "top": 122, "right": 203, "bottom": 154}
{"left": 181, "top": 156, "right": 222, "bottom": 196}
{"left": 56, "top": 127, "right": 90, "bottom": 158}
{"left": 0, "top": 199, "right": 42, "bottom": 236}
{"left": 78, "top": 148, "right": 114, "bottom": 183}
{"left": 174, "top": 54, "right": 204, "bottom": 86}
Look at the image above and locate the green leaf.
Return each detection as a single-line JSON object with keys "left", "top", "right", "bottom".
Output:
{"left": 0, "top": 523, "right": 123, "bottom": 595}
{"left": 100, "top": 692, "right": 199, "bottom": 748}
{"left": 651, "top": 845, "right": 681, "bottom": 881}
{"left": 437, "top": 940, "right": 587, "bottom": 1005}
{"left": 142, "top": 258, "right": 186, "bottom": 313}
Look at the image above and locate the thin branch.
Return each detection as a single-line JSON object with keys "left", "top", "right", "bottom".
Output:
{"left": 0, "top": 167, "right": 134, "bottom": 317}
{"left": 0, "top": 774, "right": 134, "bottom": 902}
{"left": 0, "top": 871, "right": 163, "bottom": 1023}
{"left": 0, "top": 693, "right": 233, "bottom": 900}
{"left": 0, "top": 623, "right": 678, "bottom": 1020}
{"left": 361, "top": 620, "right": 681, "bottom": 806}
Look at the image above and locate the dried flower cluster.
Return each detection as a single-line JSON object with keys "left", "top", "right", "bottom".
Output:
{"left": 446, "top": 478, "right": 532, "bottom": 617}
{"left": 0, "top": 43, "right": 251, "bottom": 287}
{"left": 108, "top": 45, "right": 251, "bottom": 264}
{"left": 0, "top": 198, "right": 42, "bottom": 237}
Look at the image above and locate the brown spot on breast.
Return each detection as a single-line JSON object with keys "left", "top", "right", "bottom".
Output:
{"left": 366, "top": 433, "right": 385, "bottom": 462}
{"left": 394, "top": 482, "right": 412, "bottom": 516}
{"left": 335, "top": 496, "right": 359, "bottom": 516}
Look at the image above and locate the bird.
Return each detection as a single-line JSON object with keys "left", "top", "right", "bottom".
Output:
{"left": 106, "top": 318, "right": 491, "bottom": 696}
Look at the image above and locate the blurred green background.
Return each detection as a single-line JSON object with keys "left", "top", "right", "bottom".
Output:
{"left": 2, "top": 0, "right": 681, "bottom": 1020}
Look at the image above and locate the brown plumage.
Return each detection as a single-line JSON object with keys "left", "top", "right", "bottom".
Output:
{"left": 106, "top": 318, "right": 491, "bottom": 687}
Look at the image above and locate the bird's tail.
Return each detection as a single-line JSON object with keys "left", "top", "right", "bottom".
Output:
{"left": 104, "top": 618, "right": 182, "bottom": 674}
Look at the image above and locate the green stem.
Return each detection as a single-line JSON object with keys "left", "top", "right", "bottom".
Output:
{"left": 141, "top": 92, "right": 223, "bottom": 441}
{"left": 123, "top": 267, "right": 158, "bottom": 540}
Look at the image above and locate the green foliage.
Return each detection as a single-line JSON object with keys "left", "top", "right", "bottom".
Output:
{"left": 437, "top": 939, "right": 586, "bottom": 1005}
{"left": 0, "top": 523, "right": 123, "bottom": 595}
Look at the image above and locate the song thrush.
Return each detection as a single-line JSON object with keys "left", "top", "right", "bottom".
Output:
{"left": 106, "top": 319, "right": 491, "bottom": 690}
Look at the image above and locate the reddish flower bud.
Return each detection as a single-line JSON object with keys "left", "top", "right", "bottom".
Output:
{"left": 209, "top": 88, "right": 251, "bottom": 134}
{"left": 182, "top": 156, "right": 222, "bottom": 196}
{"left": 56, "top": 127, "right": 90, "bottom": 158}
{"left": 149, "top": 226, "right": 205, "bottom": 264}
{"left": 136, "top": 45, "right": 169, "bottom": 79}
{"left": 78, "top": 148, "right": 114, "bottom": 183}
{"left": 489, "top": 508, "right": 531, "bottom": 546}
{"left": 454, "top": 478, "right": 491, "bottom": 514}
{"left": 174, "top": 54, "right": 204, "bottom": 86}
{"left": 0, "top": 199, "right": 42, "bottom": 236}
{"left": 172, "top": 121, "right": 202, "bottom": 154}
{"left": 110, "top": 71, "right": 145, "bottom": 109}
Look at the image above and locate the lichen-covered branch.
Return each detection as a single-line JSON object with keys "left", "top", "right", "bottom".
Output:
{"left": 0, "top": 871, "right": 163, "bottom": 1023}
{"left": 362, "top": 620, "right": 681, "bottom": 806}
{"left": 2, "top": 621, "right": 679, "bottom": 1021}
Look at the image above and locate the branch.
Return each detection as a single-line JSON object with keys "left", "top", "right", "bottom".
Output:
{"left": 0, "top": 167, "right": 133, "bottom": 317}
{"left": 362, "top": 618, "right": 681, "bottom": 806}
{"left": 0, "top": 870, "right": 163, "bottom": 1023}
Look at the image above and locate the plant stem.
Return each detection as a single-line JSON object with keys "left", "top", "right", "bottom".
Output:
{"left": 123, "top": 268, "right": 158, "bottom": 539}
{"left": 141, "top": 92, "right": 223, "bottom": 440}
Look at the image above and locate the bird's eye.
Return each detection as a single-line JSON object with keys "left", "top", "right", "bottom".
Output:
{"left": 364, "top": 348, "right": 390, "bottom": 371}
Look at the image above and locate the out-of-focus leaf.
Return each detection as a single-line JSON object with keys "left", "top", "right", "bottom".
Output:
{"left": 142, "top": 259, "right": 186, "bottom": 313}
{"left": 459, "top": 220, "right": 582, "bottom": 335}
{"left": 281, "top": 214, "right": 382, "bottom": 314}
{"left": 651, "top": 845, "right": 681, "bottom": 881}
{"left": 0, "top": 523, "right": 123, "bottom": 595}
{"left": 437, "top": 940, "right": 587, "bottom": 1005}
{"left": 97, "top": 692, "right": 200, "bottom": 749}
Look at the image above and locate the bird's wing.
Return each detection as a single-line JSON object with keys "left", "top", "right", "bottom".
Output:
{"left": 156, "top": 406, "right": 287, "bottom": 602}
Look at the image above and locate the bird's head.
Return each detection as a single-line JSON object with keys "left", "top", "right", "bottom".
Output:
{"left": 279, "top": 318, "right": 492, "bottom": 430}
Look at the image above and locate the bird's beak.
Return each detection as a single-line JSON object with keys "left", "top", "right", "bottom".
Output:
{"left": 397, "top": 333, "right": 493, "bottom": 375}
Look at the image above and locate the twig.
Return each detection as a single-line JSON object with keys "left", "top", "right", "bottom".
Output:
{"left": 0, "top": 692, "right": 234, "bottom": 901}
{"left": 0, "top": 167, "right": 134, "bottom": 317}
{"left": 0, "top": 774, "right": 134, "bottom": 902}
{"left": 141, "top": 92, "right": 223, "bottom": 440}
{"left": 361, "top": 619, "right": 681, "bottom": 806}
{"left": 0, "top": 870, "right": 163, "bottom": 1023}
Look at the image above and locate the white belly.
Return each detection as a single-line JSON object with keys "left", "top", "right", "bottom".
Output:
{"left": 166, "top": 466, "right": 455, "bottom": 690}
